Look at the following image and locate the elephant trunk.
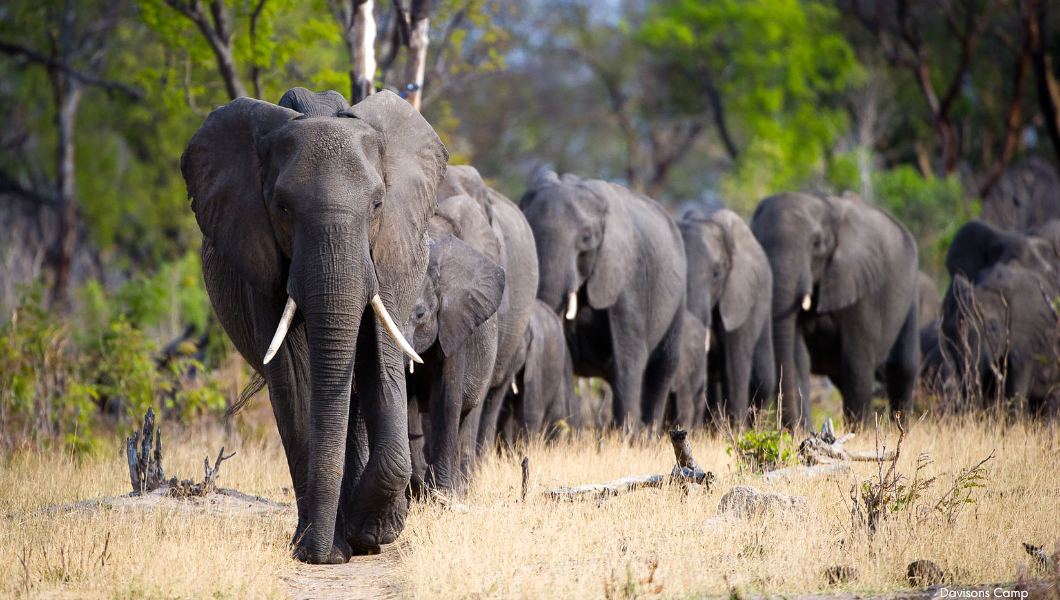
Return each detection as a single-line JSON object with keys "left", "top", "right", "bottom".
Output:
{"left": 297, "top": 229, "right": 369, "bottom": 564}
{"left": 771, "top": 265, "right": 812, "bottom": 430}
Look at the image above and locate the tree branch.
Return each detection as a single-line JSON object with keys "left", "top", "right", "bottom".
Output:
{"left": 0, "top": 39, "right": 143, "bottom": 100}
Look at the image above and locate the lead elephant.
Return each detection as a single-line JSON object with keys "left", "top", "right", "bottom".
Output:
{"left": 183, "top": 88, "right": 448, "bottom": 563}
{"left": 749, "top": 192, "right": 919, "bottom": 429}
{"left": 520, "top": 172, "right": 686, "bottom": 431}
{"left": 679, "top": 208, "right": 774, "bottom": 427}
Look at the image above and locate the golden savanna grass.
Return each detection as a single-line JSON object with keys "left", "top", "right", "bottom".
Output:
{"left": 2, "top": 412, "right": 1059, "bottom": 598}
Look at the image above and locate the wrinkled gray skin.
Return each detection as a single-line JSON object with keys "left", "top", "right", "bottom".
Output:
{"left": 405, "top": 234, "right": 505, "bottom": 495}
{"left": 498, "top": 299, "right": 580, "bottom": 441}
{"left": 750, "top": 192, "right": 919, "bottom": 429}
{"left": 520, "top": 172, "right": 687, "bottom": 431}
{"left": 679, "top": 209, "right": 775, "bottom": 427}
{"left": 939, "top": 219, "right": 1060, "bottom": 414}
{"left": 667, "top": 309, "right": 708, "bottom": 428}
{"left": 404, "top": 166, "right": 539, "bottom": 490}
{"left": 183, "top": 88, "right": 448, "bottom": 563}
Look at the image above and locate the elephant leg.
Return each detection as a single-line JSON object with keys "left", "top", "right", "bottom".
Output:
{"left": 519, "top": 370, "right": 546, "bottom": 440}
{"left": 884, "top": 305, "right": 919, "bottom": 420}
{"left": 722, "top": 328, "right": 756, "bottom": 429}
{"left": 406, "top": 397, "right": 428, "bottom": 499}
{"left": 476, "top": 382, "right": 509, "bottom": 455}
{"left": 607, "top": 309, "right": 649, "bottom": 430}
{"left": 458, "top": 401, "right": 484, "bottom": 489}
{"left": 642, "top": 310, "right": 684, "bottom": 433}
{"left": 837, "top": 349, "right": 876, "bottom": 430}
{"left": 706, "top": 378, "right": 723, "bottom": 429}
{"left": 793, "top": 335, "right": 813, "bottom": 429}
{"left": 425, "top": 357, "right": 467, "bottom": 493}
{"left": 749, "top": 322, "right": 776, "bottom": 411}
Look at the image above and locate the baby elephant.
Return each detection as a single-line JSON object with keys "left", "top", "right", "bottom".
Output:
{"left": 668, "top": 310, "right": 709, "bottom": 429}
{"left": 500, "top": 299, "right": 580, "bottom": 443}
{"left": 405, "top": 235, "right": 506, "bottom": 495}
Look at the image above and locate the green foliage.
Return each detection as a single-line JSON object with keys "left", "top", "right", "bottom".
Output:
{"left": 641, "top": 0, "right": 862, "bottom": 211}
{"left": 0, "top": 253, "right": 230, "bottom": 452}
{"left": 726, "top": 428, "right": 795, "bottom": 473}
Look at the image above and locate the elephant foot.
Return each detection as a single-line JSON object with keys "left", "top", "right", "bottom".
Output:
{"left": 344, "top": 504, "right": 406, "bottom": 555}
{"left": 292, "top": 537, "right": 351, "bottom": 565}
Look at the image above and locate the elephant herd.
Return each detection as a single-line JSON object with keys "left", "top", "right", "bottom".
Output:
{"left": 180, "top": 88, "right": 1059, "bottom": 563}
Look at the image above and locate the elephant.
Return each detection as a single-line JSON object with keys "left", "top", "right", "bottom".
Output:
{"left": 939, "top": 219, "right": 1060, "bottom": 413}
{"left": 497, "top": 298, "right": 580, "bottom": 443}
{"left": 667, "top": 309, "right": 708, "bottom": 428}
{"left": 943, "top": 268, "right": 1060, "bottom": 415}
{"left": 679, "top": 208, "right": 775, "bottom": 427}
{"left": 405, "top": 234, "right": 505, "bottom": 495}
{"left": 182, "top": 88, "right": 448, "bottom": 563}
{"left": 405, "top": 165, "right": 539, "bottom": 479}
{"left": 749, "top": 192, "right": 920, "bottom": 429}
{"left": 980, "top": 157, "right": 1060, "bottom": 232}
{"left": 520, "top": 172, "right": 687, "bottom": 431}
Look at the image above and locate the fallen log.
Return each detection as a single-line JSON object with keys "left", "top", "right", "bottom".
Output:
{"left": 760, "top": 462, "right": 852, "bottom": 483}
{"left": 798, "top": 418, "right": 896, "bottom": 465}
{"left": 544, "top": 426, "right": 714, "bottom": 501}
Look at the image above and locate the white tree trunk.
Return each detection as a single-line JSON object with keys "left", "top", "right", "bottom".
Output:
{"left": 350, "top": 0, "right": 376, "bottom": 103}
{"left": 404, "top": 17, "right": 429, "bottom": 111}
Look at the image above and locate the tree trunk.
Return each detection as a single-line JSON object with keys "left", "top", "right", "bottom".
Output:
{"left": 349, "top": 0, "right": 377, "bottom": 104}
{"left": 50, "top": 73, "right": 82, "bottom": 307}
{"left": 404, "top": 16, "right": 429, "bottom": 111}
{"left": 1029, "top": 0, "right": 1060, "bottom": 160}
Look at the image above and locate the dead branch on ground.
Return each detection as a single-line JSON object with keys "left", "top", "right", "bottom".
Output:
{"left": 544, "top": 425, "right": 714, "bottom": 501}
{"left": 125, "top": 409, "right": 237, "bottom": 498}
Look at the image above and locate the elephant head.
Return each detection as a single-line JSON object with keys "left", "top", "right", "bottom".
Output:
{"left": 181, "top": 89, "right": 447, "bottom": 562}
{"left": 407, "top": 235, "right": 506, "bottom": 357}
{"left": 681, "top": 209, "right": 770, "bottom": 335}
{"left": 519, "top": 171, "right": 634, "bottom": 318}
{"left": 749, "top": 192, "right": 896, "bottom": 427}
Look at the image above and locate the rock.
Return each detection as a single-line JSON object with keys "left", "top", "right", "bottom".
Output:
{"left": 907, "top": 559, "right": 945, "bottom": 587}
{"left": 716, "top": 485, "right": 810, "bottom": 519}
{"left": 824, "top": 565, "right": 857, "bottom": 585}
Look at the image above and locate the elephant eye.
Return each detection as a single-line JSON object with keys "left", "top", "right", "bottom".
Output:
{"left": 373, "top": 196, "right": 384, "bottom": 211}
{"left": 276, "top": 198, "right": 289, "bottom": 213}
{"left": 415, "top": 306, "right": 427, "bottom": 321}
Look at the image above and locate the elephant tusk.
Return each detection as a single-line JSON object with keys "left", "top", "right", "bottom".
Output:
{"left": 371, "top": 294, "right": 423, "bottom": 364}
{"left": 801, "top": 293, "right": 812, "bottom": 311}
{"left": 409, "top": 359, "right": 414, "bottom": 374}
{"left": 511, "top": 380, "right": 519, "bottom": 394}
{"left": 263, "top": 296, "right": 298, "bottom": 365}
{"left": 564, "top": 291, "right": 578, "bottom": 320}
{"left": 705, "top": 329, "right": 711, "bottom": 352}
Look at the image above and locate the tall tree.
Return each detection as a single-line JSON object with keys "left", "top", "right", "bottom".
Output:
{"left": 159, "top": 0, "right": 248, "bottom": 99}
{"left": 328, "top": 0, "right": 376, "bottom": 103}
{"left": 0, "top": 0, "right": 143, "bottom": 304}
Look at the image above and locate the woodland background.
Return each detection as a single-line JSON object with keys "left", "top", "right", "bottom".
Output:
{"left": 2, "top": 0, "right": 1059, "bottom": 448}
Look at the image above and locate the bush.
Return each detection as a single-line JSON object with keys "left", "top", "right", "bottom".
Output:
{"left": 0, "top": 252, "right": 234, "bottom": 452}
{"left": 726, "top": 427, "right": 795, "bottom": 473}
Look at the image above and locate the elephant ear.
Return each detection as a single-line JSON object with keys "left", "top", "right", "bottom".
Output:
{"left": 713, "top": 210, "right": 770, "bottom": 331}
{"left": 582, "top": 180, "right": 635, "bottom": 309}
{"left": 432, "top": 236, "right": 506, "bottom": 356}
{"left": 817, "top": 197, "right": 890, "bottom": 313}
{"left": 181, "top": 97, "right": 300, "bottom": 295}
{"left": 341, "top": 91, "right": 449, "bottom": 301}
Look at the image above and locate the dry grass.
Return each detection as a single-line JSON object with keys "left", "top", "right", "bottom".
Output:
{"left": 402, "top": 416, "right": 1060, "bottom": 598}
{"left": 0, "top": 421, "right": 296, "bottom": 599}
{"left": 1, "top": 411, "right": 1058, "bottom": 599}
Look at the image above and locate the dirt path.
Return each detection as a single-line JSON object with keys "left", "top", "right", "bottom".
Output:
{"left": 285, "top": 546, "right": 402, "bottom": 600}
